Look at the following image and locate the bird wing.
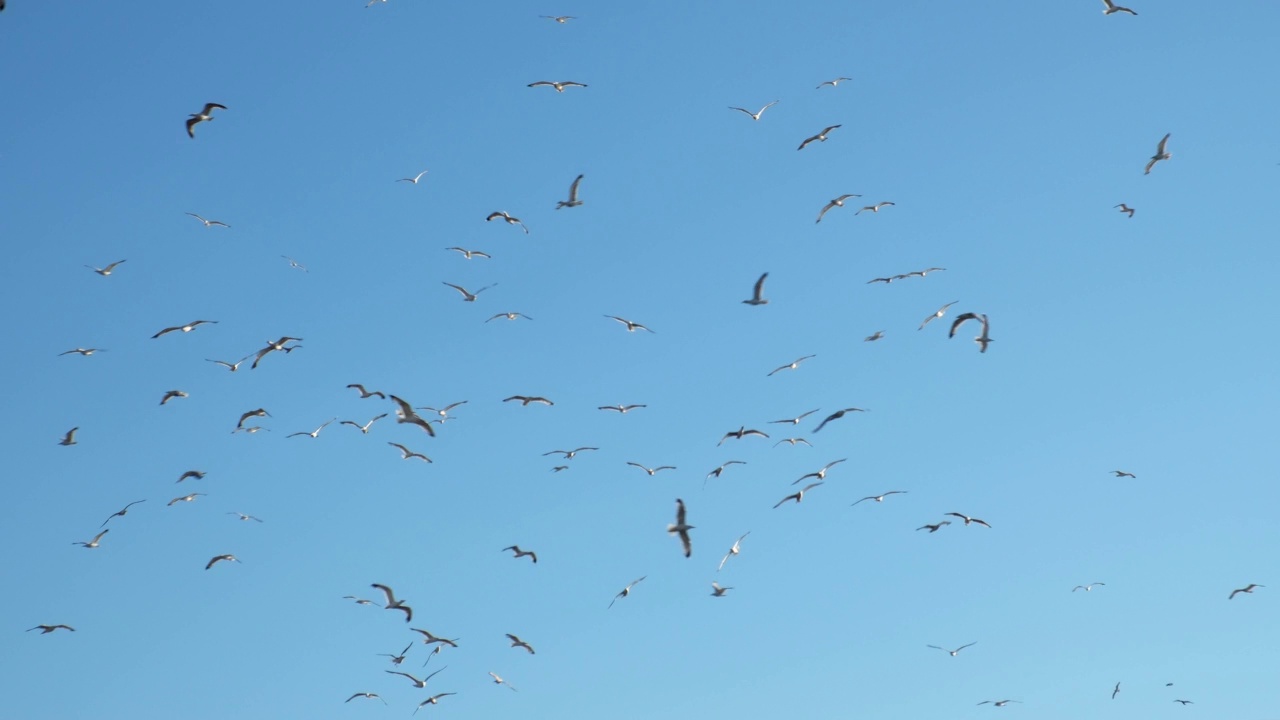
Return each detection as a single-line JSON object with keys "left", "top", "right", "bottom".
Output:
{"left": 527, "top": 82, "right": 554, "bottom": 88}
{"left": 949, "top": 312, "right": 979, "bottom": 338}
{"left": 797, "top": 135, "right": 817, "bottom": 151}
{"left": 674, "top": 498, "right": 687, "bottom": 526}
{"left": 1156, "top": 133, "right": 1170, "bottom": 155}
{"left": 372, "top": 583, "right": 398, "bottom": 606}
{"left": 185, "top": 116, "right": 199, "bottom": 138}
{"left": 752, "top": 272, "right": 768, "bottom": 299}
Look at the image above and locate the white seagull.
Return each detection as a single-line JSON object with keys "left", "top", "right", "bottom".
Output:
{"left": 442, "top": 282, "right": 496, "bottom": 302}
{"left": 793, "top": 458, "right": 847, "bottom": 484}
{"left": 388, "top": 442, "right": 432, "bottom": 462}
{"left": 816, "top": 194, "right": 861, "bottom": 223}
{"left": 1145, "top": 133, "right": 1171, "bottom": 174}
{"left": 945, "top": 512, "right": 992, "bottom": 528}
{"left": 816, "top": 76, "right": 853, "bottom": 89}
{"left": 856, "top": 201, "right": 895, "bottom": 215}
{"left": 768, "top": 354, "right": 815, "bottom": 376}
{"left": 627, "top": 462, "right": 676, "bottom": 476}
{"left": 152, "top": 319, "right": 218, "bottom": 338}
{"left": 1102, "top": 0, "right": 1138, "bottom": 15}
{"left": 798, "top": 124, "right": 841, "bottom": 151}
{"left": 58, "top": 427, "right": 79, "bottom": 446}
{"left": 184, "top": 212, "right": 229, "bottom": 228}
{"left": 851, "top": 491, "right": 908, "bottom": 506}
{"left": 774, "top": 482, "right": 823, "bottom": 508}
{"left": 346, "top": 384, "right": 385, "bottom": 399}
{"left": 667, "top": 498, "right": 694, "bottom": 557}
{"left": 599, "top": 404, "right": 646, "bottom": 413}
{"left": 206, "top": 357, "right": 248, "bottom": 372}
{"left": 556, "top": 174, "right": 584, "bottom": 209}
{"left": 718, "top": 531, "right": 750, "bottom": 571}
{"left": 390, "top": 395, "right": 438, "bottom": 436}
{"left": 185, "top": 102, "right": 227, "bottom": 138}
{"left": 487, "top": 312, "right": 533, "bottom": 322}
{"left": 287, "top": 418, "right": 336, "bottom": 439}
{"left": 918, "top": 301, "right": 959, "bottom": 330}
{"left": 341, "top": 414, "right": 388, "bottom": 434}
{"left": 1072, "top": 582, "right": 1105, "bottom": 592}
{"left": 710, "top": 582, "right": 733, "bottom": 597}
{"left": 506, "top": 634, "right": 535, "bottom": 654}
{"left": 59, "top": 348, "right": 106, "bottom": 357}
{"left": 604, "top": 315, "right": 655, "bottom": 333}
{"left": 504, "top": 395, "right": 554, "bottom": 406}
{"left": 397, "top": 170, "right": 428, "bottom": 184}
{"left": 527, "top": 80, "right": 587, "bottom": 92}
{"left": 928, "top": 642, "right": 976, "bottom": 656}
{"left": 486, "top": 211, "right": 529, "bottom": 233}
{"left": 372, "top": 583, "right": 413, "bottom": 622}
{"left": 728, "top": 100, "right": 778, "bottom": 121}
{"left": 718, "top": 426, "right": 769, "bottom": 445}
{"left": 417, "top": 401, "right": 468, "bottom": 421}
{"left": 742, "top": 272, "right": 769, "bottom": 305}
{"left": 446, "top": 247, "right": 491, "bottom": 260}
{"left": 85, "top": 260, "right": 126, "bottom": 276}
{"left": 101, "top": 500, "right": 145, "bottom": 526}
{"left": 770, "top": 409, "right": 820, "bottom": 426}
{"left": 609, "top": 576, "right": 646, "bottom": 608}
{"left": 72, "top": 529, "right": 109, "bottom": 549}
{"left": 488, "top": 671, "right": 518, "bottom": 691}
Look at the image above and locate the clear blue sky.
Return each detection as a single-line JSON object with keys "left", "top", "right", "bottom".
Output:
{"left": 3, "top": 1, "right": 1278, "bottom": 718}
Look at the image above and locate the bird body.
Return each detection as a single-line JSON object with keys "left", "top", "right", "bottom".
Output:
{"left": 341, "top": 414, "right": 388, "bottom": 434}
{"left": 768, "top": 355, "right": 816, "bottom": 376}
{"left": 167, "top": 493, "right": 206, "bottom": 506}
{"left": 159, "top": 390, "right": 188, "bottom": 405}
{"left": 605, "top": 315, "right": 654, "bottom": 333}
{"left": 945, "top": 512, "right": 992, "bottom": 528}
{"left": 446, "top": 246, "right": 491, "bottom": 260}
{"left": 668, "top": 498, "right": 694, "bottom": 557}
{"left": 774, "top": 482, "right": 823, "bottom": 508}
{"left": 919, "top": 301, "right": 959, "bottom": 330}
{"left": 718, "top": 426, "right": 769, "bottom": 445}
{"left": 710, "top": 582, "right": 733, "bottom": 597}
{"left": 185, "top": 212, "right": 229, "bottom": 228}
{"left": 58, "top": 427, "right": 79, "bottom": 446}
{"left": 928, "top": 642, "right": 976, "bottom": 656}
{"left": 287, "top": 418, "right": 336, "bottom": 439}
{"left": 855, "top": 201, "right": 895, "bottom": 215}
{"left": 599, "top": 404, "right": 646, "bottom": 413}
{"left": 28, "top": 625, "right": 76, "bottom": 634}
{"left": 609, "top": 576, "right": 646, "bottom": 608}
{"left": 718, "top": 532, "right": 750, "bottom": 571}
{"left": 72, "top": 529, "right": 109, "bottom": 548}
{"left": 442, "top": 282, "right": 496, "bottom": 302}
{"left": 852, "top": 491, "right": 908, "bottom": 506}
{"left": 627, "top": 462, "right": 676, "bottom": 476}
{"left": 504, "top": 395, "right": 554, "bottom": 406}
{"left": 388, "top": 442, "right": 432, "bottom": 462}
{"left": 742, "top": 272, "right": 770, "bottom": 305}
{"left": 817, "top": 77, "right": 852, "bottom": 89}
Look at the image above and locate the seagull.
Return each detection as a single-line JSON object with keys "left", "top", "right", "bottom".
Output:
{"left": 604, "top": 315, "right": 654, "bottom": 333}
{"left": 774, "top": 482, "right": 823, "bottom": 508}
{"left": 236, "top": 408, "right": 270, "bottom": 428}
{"left": 389, "top": 395, "right": 438, "bottom": 436}
{"left": 1102, "top": 0, "right": 1138, "bottom": 15}
{"left": 917, "top": 521, "right": 951, "bottom": 533}
{"left": 1145, "top": 133, "right": 1171, "bottom": 174}
{"left": 185, "top": 102, "right": 227, "bottom": 138}
{"left": 852, "top": 491, "right": 908, "bottom": 506}
{"left": 85, "top": 260, "right": 126, "bottom": 276}
{"left": 159, "top": 390, "right": 189, "bottom": 406}
{"left": 232, "top": 426, "right": 268, "bottom": 434}
{"left": 343, "top": 595, "right": 380, "bottom": 607}
{"left": 797, "top": 124, "right": 841, "bottom": 151}
{"left": 945, "top": 512, "right": 992, "bottom": 528}
{"left": 1073, "top": 583, "right": 1106, "bottom": 592}
{"left": 718, "top": 426, "right": 769, "bottom": 445}
{"left": 971, "top": 314, "right": 994, "bottom": 353}
{"left": 794, "top": 458, "right": 847, "bottom": 484}
{"left": 184, "top": 212, "right": 229, "bottom": 228}
{"left": 341, "top": 414, "right": 388, "bottom": 434}
{"left": 248, "top": 335, "right": 303, "bottom": 369}
{"left": 388, "top": 442, "right": 432, "bottom": 462}
{"left": 446, "top": 247, "right": 491, "bottom": 260}
{"left": 1112, "top": 470, "right": 1137, "bottom": 478}
{"left": 706, "top": 461, "right": 747, "bottom": 479}
{"left": 609, "top": 576, "right": 646, "bottom": 608}
{"left": 167, "top": 493, "right": 206, "bottom": 506}
{"left": 486, "top": 211, "right": 529, "bottom": 233}
{"left": 527, "top": 80, "right": 587, "bottom": 92}
{"left": 1115, "top": 203, "right": 1136, "bottom": 217}
{"left": 928, "top": 642, "right": 976, "bottom": 656}
{"left": 372, "top": 583, "right": 413, "bottom": 622}
{"left": 813, "top": 408, "right": 866, "bottom": 433}
{"left": 72, "top": 529, "right": 109, "bottom": 548}
{"left": 504, "top": 395, "right": 554, "bottom": 406}
{"left": 919, "top": 301, "right": 959, "bottom": 330}
{"left": 867, "top": 276, "right": 899, "bottom": 284}
{"left": 345, "top": 693, "right": 386, "bottom": 705}
{"left": 411, "top": 629, "right": 459, "bottom": 647}
{"left": 710, "top": 582, "right": 733, "bottom": 597}
{"left": 768, "top": 355, "right": 815, "bottom": 376}
{"left": 205, "top": 554, "right": 240, "bottom": 570}
{"left": 864, "top": 331, "right": 884, "bottom": 342}
{"left": 1229, "top": 583, "right": 1265, "bottom": 599}
{"left": 556, "top": 174, "right": 584, "bottom": 209}
{"left": 718, "top": 532, "right": 750, "bottom": 571}
{"left": 543, "top": 447, "right": 598, "bottom": 460}
{"left": 378, "top": 643, "right": 413, "bottom": 666}
{"left": 413, "top": 694, "right": 456, "bottom": 713}
{"left": 668, "top": 498, "right": 694, "bottom": 557}
{"left": 774, "top": 437, "right": 812, "bottom": 447}
{"left": 728, "top": 101, "right": 778, "bottom": 121}
{"left": 742, "top": 272, "right": 769, "bottom": 305}
{"left": 59, "top": 348, "right": 106, "bottom": 356}
{"left": 152, "top": 319, "right": 218, "bottom": 338}
{"left": 205, "top": 357, "right": 248, "bottom": 372}
{"left": 58, "top": 427, "right": 79, "bottom": 446}
{"left": 442, "top": 282, "right": 496, "bottom": 302}
{"left": 417, "top": 401, "right": 468, "bottom": 422}
{"left": 386, "top": 667, "right": 446, "bottom": 689}
{"left": 346, "top": 384, "right": 385, "bottom": 399}
{"left": 506, "top": 634, "right": 535, "bottom": 654}
{"left": 503, "top": 545, "right": 538, "bottom": 563}
{"left": 226, "top": 512, "right": 263, "bottom": 523}
{"left": 949, "top": 312, "right": 983, "bottom": 339}
{"left": 540, "top": 15, "right": 576, "bottom": 23}
{"left": 551, "top": 465, "right": 568, "bottom": 472}
{"left": 627, "top": 462, "right": 676, "bottom": 476}
{"left": 488, "top": 672, "right": 518, "bottom": 692}
{"left": 816, "top": 194, "right": 861, "bottom": 223}
{"left": 486, "top": 312, "right": 533, "bottom": 323}
{"left": 287, "top": 418, "right": 336, "bottom": 439}
{"left": 816, "top": 77, "right": 853, "bottom": 89}
{"left": 397, "top": 170, "right": 429, "bottom": 184}
{"left": 1112, "top": 682, "right": 1121, "bottom": 699}
{"left": 27, "top": 625, "right": 76, "bottom": 634}
{"left": 977, "top": 700, "right": 1021, "bottom": 707}
{"left": 599, "top": 404, "right": 646, "bottom": 413}
{"left": 101, "top": 500, "right": 145, "bottom": 526}
{"left": 856, "top": 201, "right": 896, "bottom": 215}
{"left": 1174, "top": 699, "right": 1193, "bottom": 705}
{"left": 176, "top": 470, "right": 206, "bottom": 483}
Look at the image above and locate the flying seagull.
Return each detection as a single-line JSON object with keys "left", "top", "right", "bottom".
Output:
{"left": 852, "top": 491, "right": 908, "bottom": 506}
{"left": 541, "top": 15, "right": 576, "bottom": 23}
{"left": 167, "top": 493, "right": 206, "bottom": 506}
{"left": 504, "top": 395, "right": 554, "bottom": 406}
{"left": 605, "top": 315, "right": 654, "bottom": 333}
{"left": 609, "top": 576, "right": 646, "bottom": 608}
{"left": 236, "top": 408, "right": 270, "bottom": 428}
{"left": 58, "top": 427, "right": 79, "bottom": 446}
{"left": 1102, "top": 0, "right": 1138, "bottom": 15}
{"left": 599, "top": 404, "right": 646, "bottom": 413}
{"left": 446, "top": 247, "right": 491, "bottom": 260}
{"left": 227, "top": 512, "right": 263, "bottom": 522}
{"left": 486, "top": 211, "right": 529, "bottom": 233}
{"left": 442, "top": 282, "right": 496, "bottom": 302}
{"left": 1229, "top": 583, "right": 1265, "bottom": 599}
{"left": 487, "top": 312, "right": 533, "bottom": 322}
{"left": 341, "top": 413, "right": 388, "bottom": 434}
{"left": 184, "top": 212, "right": 229, "bottom": 228}
{"left": 414, "top": 694, "right": 456, "bottom": 713}
{"left": 1115, "top": 203, "right": 1135, "bottom": 217}
{"left": 85, "top": 260, "right": 126, "bottom": 276}
{"left": 152, "top": 319, "right": 217, "bottom": 338}
{"left": 27, "top": 625, "right": 76, "bottom": 634}
{"left": 710, "top": 582, "right": 733, "bottom": 597}
{"left": 344, "top": 595, "right": 380, "bottom": 607}
{"left": 386, "top": 667, "right": 446, "bottom": 689}
{"left": 502, "top": 545, "right": 538, "bottom": 563}
{"left": 794, "top": 458, "right": 846, "bottom": 484}
{"left": 287, "top": 418, "right": 336, "bottom": 439}
{"left": 977, "top": 700, "right": 1021, "bottom": 707}
{"left": 543, "top": 447, "right": 598, "bottom": 459}
{"left": 917, "top": 521, "right": 951, "bottom": 533}
{"left": 347, "top": 384, "right": 385, "bottom": 399}
{"left": 928, "top": 642, "right": 977, "bottom": 656}
{"left": 280, "top": 255, "right": 306, "bottom": 272}
{"left": 1112, "top": 682, "right": 1121, "bottom": 699}
{"left": 774, "top": 437, "right": 812, "bottom": 447}
{"left": 770, "top": 409, "right": 820, "bottom": 426}
{"left": 1174, "top": 699, "right": 1193, "bottom": 705}
{"left": 816, "top": 194, "right": 861, "bottom": 223}
{"left": 856, "top": 201, "right": 896, "bottom": 215}
{"left": 528, "top": 80, "right": 587, "bottom": 92}
{"left": 864, "top": 331, "right": 884, "bottom": 342}
{"left": 797, "top": 124, "right": 841, "bottom": 151}
{"left": 718, "top": 426, "right": 769, "bottom": 445}
{"left": 249, "top": 335, "right": 303, "bottom": 369}
{"left": 728, "top": 100, "right": 779, "bottom": 121}
{"left": 488, "top": 671, "right": 518, "bottom": 692}
{"left": 1112, "top": 470, "right": 1137, "bottom": 478}
{"left": 72, "top": 529, "right": 109, "bottom": 549}
{"left": 176, "top": 470, "right": 206, "bottom": 483}
{"left": 185, "top": 102, "right": 227, "bottom": 138}
{"left": 1073, "top": 583, "right": 1106, "bottom": 592}
{"left": 345, "top": 693, "right": 386, "bottom": 705}
{"left": 411, "top": 629, "right": 459, "bottom": 648}
{"left": 159, "top": 390, "right": 189, "bottom": 406}
{"left": 390, "top": 395, "right": 438, "bottom": 435}
{"left": 556, "top": 174, "right": 584, "bottom": 209}
{"left": 372, "top": 583, "right": 413, "bottom": 622}
{"left": 813, "top": 408, "right": 866, "bottom": 433}
{"left": 816, "top": 77, "right": 853, "bottom": 89}
{"left": 774, "top": 482, "right": 824, "bottom": 508}
{"left": 919, "top": 301, "right": 959, "bottom": 330}
{"left": 417, "top": 401, "right": 468, "bottom": 422}
{"left": 1145, "top": 133, "right": 1171, "bottom": 174}
{"left": 506, "top": 634, "right": 535, "bottom": 654}
{"left": 101, "top": 500, "right": 145, "bottom": 526}
{"left": 668, "top": 498, "right": 694, "bottom": 557}
{"left": 627, "top": 462, "right": 677, "bottom": 476}
{"left": 742, "top": 272, "right": 769, "bottom": 305}
{"left": 718, "top": 531, "right": 750, "bottom": 571}
{"left": 388, "top": 442, "right": 432, "bottom": 462}
{"left": 945, "top": 512, "right": 992, "bottom": 528}
{"left": 205, "top": 554, "right": 240, "bottom": 570}
{"left": 768, "top": 355, "right": 816, "bottom": 376}
{"left": 378, "top": 642, "right": 413, "bottom": 666}
{"left": 59, "top": 348, "right": 106, "bottom": 357}
{"left": 397, "top": 170, "right": 429, "bottom": 184}
{"left": 206, "top": 357, "right": 248, "bottom": 372}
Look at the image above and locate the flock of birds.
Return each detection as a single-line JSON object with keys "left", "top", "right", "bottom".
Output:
{"left": 11, "top": 1, "right": 1271, "bottom": 717}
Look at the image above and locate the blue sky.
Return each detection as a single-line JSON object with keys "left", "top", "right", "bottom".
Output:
{"left": 3, "top": 1, "right": 1279, "bottom": 718}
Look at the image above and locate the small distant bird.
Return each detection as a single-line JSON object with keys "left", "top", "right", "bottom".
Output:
{"left": 770, "top": 409, "right": 820, "bottom": 426}
{"left": 718, "top": 531, "right": 750, "bottom": 571}
{"left": 85, "top": 260, "right": 126, "bottom": 276}
{"left": 768, "top": 355, "right": 816, "bottom": 376}
{"left": 287, "top": 418, "right": 336, "bottom": 439}
{"left": 152, "top": 319, "right": 217, "bottom": 338}
{"left": 977, "top": 700, "right": 1021, "bottom": 707}
{"left": 706, "top": 461, "right": 746, "bottom": 479}
{"left": 627, "top": 462, "right": 676, "bottom": 476}
{"left": 527, "top": 80, "right": 587, "bottom": 92}
{"left": 728, "top": 101, "right": 779, "bottom": 121}
{"left": 446, "top": 247, "right": 491, "bottom": 260}
{"left": 280, "top": 255, "right": 307, "bottom": 272}
{"left": 27, "top": 625, "right": 75, "bottom": 634}
{"left": 185, "top": 102, "right": 227, "bottom": 138}
{"left": 774, "top": 437, "right": 812, "bottom": 447}
{"left": 919, "top": 301, "right": 959, "bottom": 330}
{"left": 813, "top": 408, "right": 866, "bottom": 433}
{"left": 541, "top": 15, "right": 576, "bottom": 23}
{"left": 1145, "top": 133, "right": 1172, "bottom": 174}
{"left": 855, "top": 201, "right": 895, "bottom": 215}
{"left": 101, "top": 500, "right": 145, "bottom": 526}
{"left": 865, "top": 331, "right": 884, "bottom": 342}
{"left": 903, "top": 267, "right": 946, "bottom": 279}
{"left": 159, "top": 390, "right": 188, "bottom": 406}
{"left": 798, "top": 124, "right": 841, "bottom": 151}
{"left": 794, "top": 458, "right": 846, "bottom": 484}
{"left": 486, "top": 312, "right": 533, "bottom": 322}
{"left": 867, "top": 276, "right": 898, "bottom": 285}
{"left": 176, "top": 470, "right": 206, "bottom": 483}
{"left": 341, "top": 413, "right": 388, "bottom": 434}
{"left": 599, "top": 404, "right": 646, "bottom": 413}
{"left": 1173, "top": 700, "right": 1193, "bottom": 705}
{"left": 347, "top": 384, "right": 385, "bottom": 399}
{"left": 237, "top": 408, "right": 270, "bottom": 428}
{"left": 718, "top": 426, "right": 769, "bottom": 445}
{"left": 58, "top": 427, "right": 79, "bottom": 446}
{"left": 390, "top": 395, "right": 438, "bottom": 436}
{"left": 1073, "top": 582, "right": 1105, "bottom": 592}
{"left": 378, "top": 642, "right": 413, "bottom": 666}
{"left": 774, "top": 482, "right": 823, "bottom": 508}
{"left": 414, "top": 694, "right": 456, "bottom": 713}
{"left": 386, "top": 668, "right": 446, "bottom": 689}
{"left": 167, "top": 493, "right": 206, "bottom": 506}
{"left": 506, "top": 634, "right": 535, "bottom": 654}
{"left": 372, "top": 583, "right": 413, "bottom": 622}
{"left": 917, "top": 521, "right": 951, "bottom": 533}
{"left": 503, "top": 545, "right": 538, "bottom": 563}
{"left": 344, "top": 595, "right": 380, "bottom": 607}
{"left": 232, "top": 426, "right": 267, "bottom": 434}
{"left": 1115, "top": 203, "right": 1136, "bottom": 217}
{"left": 1112, "top": 682, "right": 1121, "bottom": 699}
{"left": 852, "top": 491, "right": 908, "bottom": 506}
{"left": 205, "top": 554, "right": 239, "bottom": 570}
{"left": 486, "top": 211, "right": 529, "bottom": 233}
{"left": 609, "top": 576, "right": 646, "bottom": 608}
{"left": 417, "top": 401, "right": 468, "bottom": 422}
{"left": 556, "top": 174, "right": 584, "bottom": 209}
{"left": 604, "top": 315, "right": 654, "bottom": 333}
{"left": 205, "top": 357, "right": 247, "bottom": 372}
{"left": 945, "top": 512, "right": 992, "bottom": 528}
{"left": 710, "top": 582, "right": 733, "bottom": 597}
{"left": 488, "top": 671, "right": 518, "bottom": 692}
{"left": 397, "top": 170, "right": 428, "bottom": 184}
{"left": 59, "top": 348, "right": 105, "bottom": 357}
{"left": 668, "top": 498, "right": 694, "bottom": 557}
{"left": 72, "top": 529, "right": 109, "bottom": 549}
{"left": 184, "top": 212, "right": 229, "bottom": 228}
{"left": 742, "top": 272, "right": 770, "bottom": 305}
{"left": 816, "top": 77, "right": 853, "bottom": 89}
{"left": 388, "top": 442, "right": 432, "bottom": 462}
{"left": 442, "top": 281, "right": 496, "bottom": 302}
{"left": 1112, "top": 470, "right": 1137, "bottom": 478}
{"left": 928, "top": 642, "right": 976, "bottom": 656}
{"left": 551, "top": 465, "right": 568, "bottom": 472}
{"left": 1102, "top": 0, "right": 1138, "bottom": 15}
{"left": 816, "top": 194, "right": 861, "bottom": 223}
{"left": 1229, "top": 583, "right": 1265, "bottom": 599}
{"left": 227, "top": 512, "right": 263, "bottom": 523}
{"left": 504, "top": 395, "right": 554, "bottom": 406}
{"left": 543, "top": 447, "right": 598, "bottom": 460}
{"left": 248, "top": 335, "right": 302, "bottom": 369}
{"left": 345, "top": 693, "right": 386, "bottom": 705}
{"left": 412, "top": 629, "right": 459, "bottom": 648}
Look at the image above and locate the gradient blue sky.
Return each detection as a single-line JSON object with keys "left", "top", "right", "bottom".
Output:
{"left": 3, "top": 1, "right": 1279, "bottom": 718}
